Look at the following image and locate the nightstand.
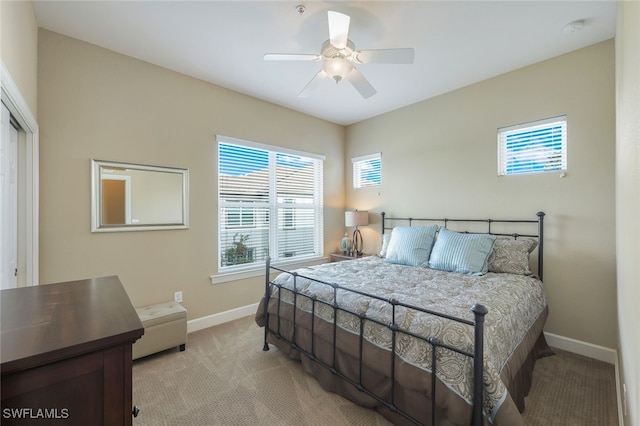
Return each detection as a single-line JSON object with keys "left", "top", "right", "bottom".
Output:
{"left": 330, "top": 252, "right": 368, "bottom": 262}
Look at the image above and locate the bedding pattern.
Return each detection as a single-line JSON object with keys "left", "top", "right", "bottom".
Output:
{"left": 259, "top": 256, "right": 547, "bottom": 422}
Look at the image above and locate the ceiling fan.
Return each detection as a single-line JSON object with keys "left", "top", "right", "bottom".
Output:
{"left": 264, "top": 11, "right": 415, "bottom": 99}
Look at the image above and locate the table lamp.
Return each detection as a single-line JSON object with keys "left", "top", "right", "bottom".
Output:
{"left": 345, "top": 210, "right": 369, "bottom": 255}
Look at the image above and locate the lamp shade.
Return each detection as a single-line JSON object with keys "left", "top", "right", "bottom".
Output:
{"left": 345, "top": 211, "right": 369, "bottom": 227}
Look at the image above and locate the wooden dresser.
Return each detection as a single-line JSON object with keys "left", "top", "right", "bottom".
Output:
{"left": 1, "top": 276, "right": 144, "bottom": 425}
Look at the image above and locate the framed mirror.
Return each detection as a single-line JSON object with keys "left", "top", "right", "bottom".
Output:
{"left": 91, "top": 159, "right": 189, "bottom": 232}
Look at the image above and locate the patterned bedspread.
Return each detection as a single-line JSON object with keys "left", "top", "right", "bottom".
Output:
{"left": 266, "top": 256, "right": 547, "bottom": 422}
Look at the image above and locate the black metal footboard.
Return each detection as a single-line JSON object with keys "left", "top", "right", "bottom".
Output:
{"left": 262, "top": 257, "right": 487, "bottom": 426}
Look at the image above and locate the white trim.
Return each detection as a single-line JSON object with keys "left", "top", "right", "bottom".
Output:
{"left": 498, "top": 115, "right": 566, "bottom": 133}
{"left": 100, "top": 174, "right": 132, "bottom": 224}
{"left": 351, "top": 152, "right": 381, "bottom": 163}
{"left": 216, "top": 134, "right": 326, "bottom": 161}
{"left": 0, "top": 61, "right": 39, "bottom": 287}
{"left": 211, "top": 255, "right": 328, "bottom": 284}
{"left": 544, "top": 331, "right": 617, "bottom": 364}
{"left": 211, "top": 268, "right": 265, "bottom": 285}
{"left": 187, "top": 303, "right": 260, "bottom": 333}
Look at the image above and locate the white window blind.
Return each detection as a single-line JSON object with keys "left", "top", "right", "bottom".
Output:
{"left": 353, "top": 153, "right": 381, "bottom": 189}
{"left": 498, "top": 116, "right": 567, "bottom": 176}
{"left": 218, "top": 136, "right": 324, "bottom": 271}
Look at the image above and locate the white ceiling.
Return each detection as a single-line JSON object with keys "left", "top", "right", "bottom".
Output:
{"left": 32, "top": 1, "right": 617, "bottom": 126}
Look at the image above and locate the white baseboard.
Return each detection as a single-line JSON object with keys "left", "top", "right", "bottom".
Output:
{"left": 544, "top": 331, "right": 617, "bottom": 364}
{"left": 187, "top": 302, "right": 259, "bottom": 333}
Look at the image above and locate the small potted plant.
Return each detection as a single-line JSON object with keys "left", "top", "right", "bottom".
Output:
{"left": 224, "top": 233, "right": 253, "bottom": 265}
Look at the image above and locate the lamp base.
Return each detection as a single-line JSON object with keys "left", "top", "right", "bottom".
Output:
{"left": 352, "top": 228, "right": 363, "bottom": 256}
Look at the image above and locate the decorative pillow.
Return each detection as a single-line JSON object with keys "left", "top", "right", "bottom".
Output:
{"left": 384, "top": 225, "right": 439, "bottom": 267}
{"left": 488, "top": 238, "right": 538, "bottom": 275}
{"left": 428, "top": 228, "right": 497, "bottom": 275}
{"left": 379, "top": 233, "right": 392, "bottom": 257}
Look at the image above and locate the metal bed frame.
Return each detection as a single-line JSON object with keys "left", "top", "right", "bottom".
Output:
{"left": 261, "top": 211, "right": 545, "bottom": 426}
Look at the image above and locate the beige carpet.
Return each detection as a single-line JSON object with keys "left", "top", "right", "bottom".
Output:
{"left": 132, "top": 315, "right": 617, "bottom": 425}
{"left": 522, "top": 346, "right": 618, "bottom": 426}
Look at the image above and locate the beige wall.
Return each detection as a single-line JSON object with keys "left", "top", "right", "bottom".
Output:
{"left": 1, "top": 0, "right": 38, "bottom": 116}
{"left": 37, "top": 29, "right": 345, "bottom": 319}
{"left": 615, "top": 2, "right": 640, "bottom": 425}
{"left": 346, "top": 40, "right": 617, "bottom": 349}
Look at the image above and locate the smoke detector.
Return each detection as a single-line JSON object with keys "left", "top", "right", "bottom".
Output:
{"left": 563, "top": 19, "right": 587, "bottom": 34}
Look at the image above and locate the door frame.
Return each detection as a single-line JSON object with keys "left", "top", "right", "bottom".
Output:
{"left": 1, "top": 61, "right": 39, "bottom": 287}
{"left": 101, "top": 175, "right": 132, "bottom": 226}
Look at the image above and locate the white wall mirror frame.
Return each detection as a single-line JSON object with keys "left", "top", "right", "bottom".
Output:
{"left": 91, "top": 159, "right": 189, "bottom": 232}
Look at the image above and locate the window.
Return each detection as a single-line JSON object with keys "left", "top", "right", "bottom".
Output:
{"left": 352, "top": 153, "right": 382, "bottom": 188}
{"left": 225, "top": 205, "right": 255, "bottom": 229}
{"left": 218, "top": 136, "right": 324, "bottom": 270}
{"left": 498, "top": 116, "right": 567, "bottom": 176}
{"left": 282, "top": 198, "right": 295, "bottom": 230}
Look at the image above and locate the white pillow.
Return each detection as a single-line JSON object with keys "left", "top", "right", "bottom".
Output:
{"left": 379, "top": 233, "right": 391, "bottom": 257}
{"left": 384, "top": 225, "right": 439, "bottom": 267}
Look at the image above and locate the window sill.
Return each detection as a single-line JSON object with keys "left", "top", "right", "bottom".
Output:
{"left": 210, "top": 255, "right": 328, "bottom": 285}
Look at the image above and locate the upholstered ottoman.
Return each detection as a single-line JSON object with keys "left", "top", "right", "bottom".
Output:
{"left": 132, "top": 301, "right": 187, "bottom": 360}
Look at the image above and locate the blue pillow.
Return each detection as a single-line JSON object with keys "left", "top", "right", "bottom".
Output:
{"left": 428, "top": 228, "right": 497, "bottom": 275}
{"left": 384, "top": 225, "right": 439, "bottom": 267}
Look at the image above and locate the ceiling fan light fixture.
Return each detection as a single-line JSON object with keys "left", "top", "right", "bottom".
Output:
{"left": 323, "top": 56, "right": 353, "bottom": 82}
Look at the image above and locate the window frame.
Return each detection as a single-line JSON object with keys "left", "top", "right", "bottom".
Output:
{"left": 352, "top": 152, "right": 382, "bottom": 189}
{"left": 217, "top": 135, "right": 325, "bottom": 274}
{"left": 497, "top": 116, "right": 567, "bottom": 176}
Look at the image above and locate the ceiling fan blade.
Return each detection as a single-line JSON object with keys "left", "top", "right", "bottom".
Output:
{"left": 264, "top": 53, "right": 321, "bottom": 61}
{"left": 355, "top": 48, "right": 415, "bottom": 64}
{"left": 348, "top": 67, "right": 377, "bottom": 99}
{"left": 328, "top": 11, "right": 350, "bottom": 49}
{"left": 298, "top": 70, "right": 328, "bottom": 97}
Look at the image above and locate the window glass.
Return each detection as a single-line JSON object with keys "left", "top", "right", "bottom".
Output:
{"left": 218, "top": 137, "right": 324, "bottom": 270}
{"left": 353, "top": 153, "right": 382, "bottom": 188}
{"left": 498, "top": 116, "right": 567, "bottom": 176}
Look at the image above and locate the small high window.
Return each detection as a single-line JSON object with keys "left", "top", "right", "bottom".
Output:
{"left": 352, "top": 153, "right": 381, "bottom": 189}
{"left": 498, "top": 116, "right": 567, "bottom": 176}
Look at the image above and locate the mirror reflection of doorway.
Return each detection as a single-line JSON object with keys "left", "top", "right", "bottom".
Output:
{"left": 101, "top": 176, "right": 131, "bottom": 225}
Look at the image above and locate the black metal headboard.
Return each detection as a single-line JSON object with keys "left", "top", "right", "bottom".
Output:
{"left": 381, "top": 211, "right": 545, "bottom": 280}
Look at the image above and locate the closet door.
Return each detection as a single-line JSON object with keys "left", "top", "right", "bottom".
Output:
{"left": 1, "top": 102, "right": 18, "bottom": 290}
